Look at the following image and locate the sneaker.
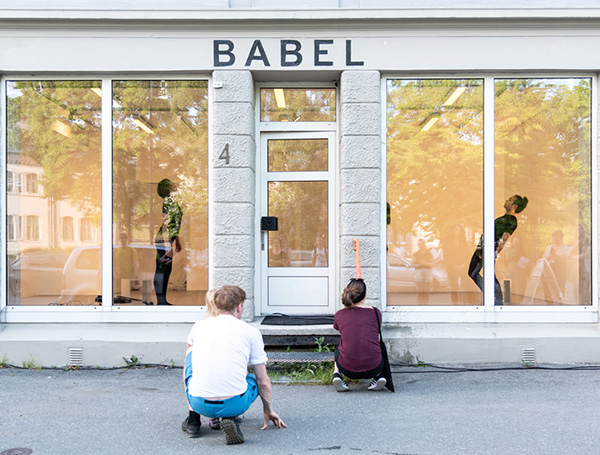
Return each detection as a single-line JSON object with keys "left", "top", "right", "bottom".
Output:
{"left": 221, "top": 417, "right": 244, "bottom": 445}
{"left": 181, "top": 416, "right": 201, "bottom": 438}
{"left": 332, "top": 373, "right": 349, "bottom": 392}
{"left": 209, "top": 416, "right": 241, "bottom": 430}
{"left": 368, "top": 376, "right": 387, "bottom": 391}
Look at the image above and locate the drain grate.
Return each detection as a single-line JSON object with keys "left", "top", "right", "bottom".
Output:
{"left": 68, "top": 347, "right": 84, "bottom": 367}
{"left": 521, "top": 348, "right": 537, "bottom": 366}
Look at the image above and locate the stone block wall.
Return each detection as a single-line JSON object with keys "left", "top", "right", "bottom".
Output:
{"left": 212, "top": 70, "right": 256, "bottom": 320}
{"left": 339, "top": 70, "right": 382, "bottom": 309}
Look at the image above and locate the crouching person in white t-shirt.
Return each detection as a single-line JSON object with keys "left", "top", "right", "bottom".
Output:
{"left": 182, "top": 285, "right": 287, "bottom": 444}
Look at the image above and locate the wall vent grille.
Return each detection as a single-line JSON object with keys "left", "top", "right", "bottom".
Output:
{"left": 521, "top": 348, "right": 537, "bottom": 366}
{"left": 68, "top": 348, "right": 84, "bottom": 367}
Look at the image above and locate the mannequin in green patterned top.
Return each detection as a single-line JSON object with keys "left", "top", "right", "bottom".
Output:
{"left": 468, "top": 195, "right": 529, "bottom": 306}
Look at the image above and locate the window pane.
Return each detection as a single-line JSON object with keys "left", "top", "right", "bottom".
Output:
{"left": 6, "top": 80, "right": 102, "bottom": 305}
{"left": 26, "top": 173, "right": 39, "bottom": 194}
{"left": 80, "top": 218, "right": 93, "bottom": 242}
{"left": 268, "top": 138, "right": 328, "bottom": 172}
{"left": 112, "top": 80, "right": 209, "bottom": 306}
{"left": 494, "top": 78, "right": 592, "bottom": 305}
{"left": 268, "top": 181, "right": 328, "bottom": 268}
{"left": 260, "top": 88, "right": 336, "bottom": 122}
{"left": 386, "top": 79, "right": 484, "bottom": 306}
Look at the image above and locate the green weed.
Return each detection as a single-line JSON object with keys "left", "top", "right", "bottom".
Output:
{"left": 314, "top": 337, "right": 335, "bottom": 353}
{"left": 21, "top": 358, "right": 40, "bottom": 369}
{"left": 123, "top": 355, "right": 140, "bottom": 368}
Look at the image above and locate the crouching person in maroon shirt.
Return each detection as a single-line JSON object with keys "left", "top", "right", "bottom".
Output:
{"left": 332, "top": 278, "right": 387, "bottom": 392}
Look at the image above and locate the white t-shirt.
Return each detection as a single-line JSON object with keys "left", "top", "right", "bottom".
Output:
{"left": 186, "top": 314, "right": 268, "bottom": 398}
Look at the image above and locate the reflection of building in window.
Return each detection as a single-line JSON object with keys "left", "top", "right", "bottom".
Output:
{"left": 26, "top": 215, "right": 40, "bottom": 241}
{"left": 26, "top": 173, "right": 39, "bottom": 194}
{"left": 61, "top": 216, "right": 75, "bottom": 241}
{"left": 80, "top": 218, "right": 93, "bottom": 242}
{"left": 10, "top": 173, "right": 22, "bottom": 193}
{"left": 7, "top": 215, "right": 21, "bottom": 241}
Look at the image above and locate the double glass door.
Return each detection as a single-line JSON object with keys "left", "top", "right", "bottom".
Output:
{"left": 260, "top": 132, "right": 336, "bottom": 314}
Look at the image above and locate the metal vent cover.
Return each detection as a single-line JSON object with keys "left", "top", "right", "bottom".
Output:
{"left": 68, "top": 348, "right": 84, "bottom": 367}
{"left": 521, "top": 348, "right": 537, "bottom": 366}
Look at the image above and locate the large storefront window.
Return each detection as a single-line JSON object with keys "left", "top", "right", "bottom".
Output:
{"left": 112, "top": 80, "right": 209, "bottom": 306}
{"left": 494, "top": 78, "right": 592, "bottom": 306}
{"left": 6, "top": 79, "right": 209, "bottom": 309}
{"left": 387, "top": 79, "right": 484, "bottom": 305}
{"left": 387, "top": 77, "right": 592, "bottom": 307}
{"left": 6, "top": 80, "right": 102, "bottom": 305}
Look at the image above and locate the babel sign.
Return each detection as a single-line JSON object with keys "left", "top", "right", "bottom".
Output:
{"left": 213, "top": 39, "right": 364, "bottom": 68}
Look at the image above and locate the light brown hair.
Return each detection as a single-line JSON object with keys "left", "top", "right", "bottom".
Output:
{"left": 213, "top": 285, "right": 247, "bottom": 313}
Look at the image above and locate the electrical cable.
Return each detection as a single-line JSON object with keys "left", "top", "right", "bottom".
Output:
{"left": 4, "top": 361, "right": 600, "bottom": 372}
{"left": 390, "top": 362, "right": 600, "bottom": 373}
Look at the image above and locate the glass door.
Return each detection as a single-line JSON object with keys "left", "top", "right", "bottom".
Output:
{"left": 260, "top": 132, "right": 336, "bottom": 314}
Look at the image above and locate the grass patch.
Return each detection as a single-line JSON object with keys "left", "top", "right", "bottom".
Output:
{"left": 21, "top": 358, "right": 40, "bottom": 369}
{"left": 268, "top": 361, "right": 334, "bottom": 385}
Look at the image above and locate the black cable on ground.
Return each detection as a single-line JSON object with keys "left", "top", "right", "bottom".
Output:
{"left": 390, "top": 362, "right": 600, "bottom": 373}
{"left": 0, "top": 363, "right": 179, "bottom": 371}
{"left": 4, "top": 361, "right": 600, "bottom": 373}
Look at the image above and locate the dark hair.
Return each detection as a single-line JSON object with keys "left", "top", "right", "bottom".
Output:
{"left": 213, "top": 285, "right": 247, "bottom": 313}
{"left": 512, "top": 195, "right": 529, "bottom": 214}
{"left": 341, "top": 279, "right": 367, "bottom": 307}
{"left": 157, "top": 178, "right": 173, "bottom": 198}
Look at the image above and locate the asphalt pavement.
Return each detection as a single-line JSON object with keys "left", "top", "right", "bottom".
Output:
{"left": 2, "top": 364, "right": 600, "bottom": 455}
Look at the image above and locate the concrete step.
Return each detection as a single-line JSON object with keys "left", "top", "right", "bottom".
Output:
{"left": 266, "top": 350, "right": 334, "bottom": 365}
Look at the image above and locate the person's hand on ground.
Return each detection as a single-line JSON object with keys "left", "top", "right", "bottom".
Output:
{"left": 262, "top": 411, "right": 287, "bottom": 430}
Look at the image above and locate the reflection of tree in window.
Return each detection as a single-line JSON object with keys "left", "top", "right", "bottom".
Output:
{"left": 7, "top": 80, "right": 103, "bottom": 249}
{"left": 387, "top": 79, "right": 484, "bottom": 252}
{"left": 268, "top": 181, "right": 328, "bottom": 266}
{"left": 494, "top": 78, "right": 591, "bottom": 305}
{"left": 112, "top": 80, "right": 210, "bottom": 297}
{"left": 260, "top": 88, "right": 336, "bottom": 122}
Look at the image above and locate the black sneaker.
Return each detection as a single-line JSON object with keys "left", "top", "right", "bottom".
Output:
{"left": 332, "top": 372, "right": 349, "bottom": 392}
{"left": 221, "top": 417, "right": 245, "bottom": 444}
{"left": 209, "top": 416, "right": 242, "bottom": 430}
{"left": 181, "top": 416, "right": 201, "bottom": 438}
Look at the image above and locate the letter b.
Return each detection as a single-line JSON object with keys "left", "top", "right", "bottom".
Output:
{"left": 281, "top": 40, "right": 303, "bottom": 67}
{"left": 214, "top": 40, "right": 235, "bottom": 67}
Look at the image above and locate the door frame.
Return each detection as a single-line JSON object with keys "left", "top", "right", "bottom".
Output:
{"left": 257, "top": 131, "right": 337, "bottom": 315}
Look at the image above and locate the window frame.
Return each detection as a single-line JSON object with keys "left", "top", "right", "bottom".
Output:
{"left": 1, "top": 74, "right": 212, "bottom": 323}
{"left": 61, "top": 216, "right": 75, "bottom": 242}
{"left": 382, "top": 73, "right": 598, "bottom": 324}
{"left": 7, "top": 215, "right": 21, "bottom": 241}
{"left": 25, "top": 173, "right": 39, "bottom": 195}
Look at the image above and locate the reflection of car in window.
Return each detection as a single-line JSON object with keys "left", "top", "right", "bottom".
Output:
{"left": 60, "top": 245, "right": 166, "bottom": 304}
{"left": 387, "top": 252, "right": 450, "bottom": 292}
{"left": 8, "top": 252, "right": 70, "bottom": 298}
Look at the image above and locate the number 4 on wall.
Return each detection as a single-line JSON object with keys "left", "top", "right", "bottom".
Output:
{"left": 219, "top": 144, "right": 230, "bottom": 164}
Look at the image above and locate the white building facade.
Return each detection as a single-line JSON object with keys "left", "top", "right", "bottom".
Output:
{"left": 1, "top": 1, "right": 599, "bottom": 367}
